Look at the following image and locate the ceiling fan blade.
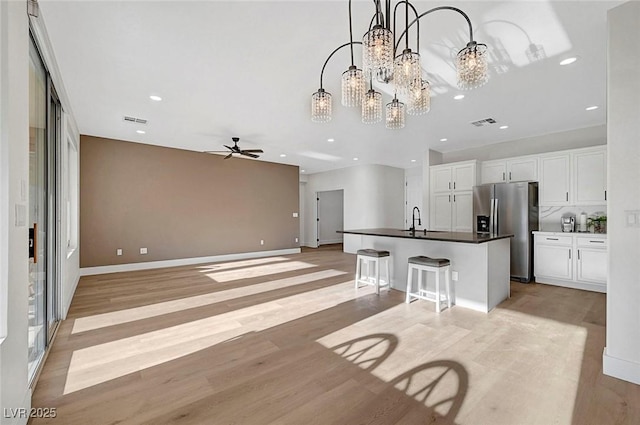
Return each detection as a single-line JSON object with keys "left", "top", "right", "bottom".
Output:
{"left": 240, "top": 152, "right": 259, "bottom": 159}
{"left": 204, "top": 150, "right": 229, "bottom": 154}
{"left": 223, "top": 145, "right": 233, "bottom": 151}
{"left": 241, "top": 149, "right": 264, "bottom": 153}
{"left": 224, "top": 153, "right": 233, "bottom": 160}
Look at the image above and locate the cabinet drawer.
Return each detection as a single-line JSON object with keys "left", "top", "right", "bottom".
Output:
{"left": 576, "top": 237, "right": 607, "bottom": 248}
{"left": 535, "top": 235, "right": 572, "bottom": 245}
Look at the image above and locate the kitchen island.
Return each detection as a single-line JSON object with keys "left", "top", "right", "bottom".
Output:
{"left": 340, "top": 228, "right": 512, "bottom": 313}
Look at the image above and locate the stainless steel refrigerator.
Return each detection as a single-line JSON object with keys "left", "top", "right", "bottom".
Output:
{"left": 473, "top": 182, "right": 539, "bottom": 282}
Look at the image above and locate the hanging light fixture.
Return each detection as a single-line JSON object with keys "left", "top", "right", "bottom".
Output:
{"left": 456, "top": 41, "right": 489, "bottom": 90}
{"left": 407, "top": 80, "right": 430, "bottom": 115}
{"left": 386, "top": 96, "right": 405, "bottom": 129}
{"left": 311, "top": 1, "right": 488, "bottom": 127}
{"left": 311, "top": 88, "right": 332, "bottom": 123}
{"left": 362, "top": 88, "right": 382, "bottom": 124}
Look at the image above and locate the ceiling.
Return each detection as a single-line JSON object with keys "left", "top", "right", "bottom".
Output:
{"left": 38, "top": 1, "right": 617, "bottom": 174}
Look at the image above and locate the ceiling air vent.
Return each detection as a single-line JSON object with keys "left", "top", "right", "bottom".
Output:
{"left": 123, "top": 116, "right": 148, "bottom": 125}
{"left": 470, "top": 118, "right": 497, "bottom": 127}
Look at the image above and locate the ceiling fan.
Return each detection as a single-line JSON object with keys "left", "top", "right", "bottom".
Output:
{"left": 205, "top": 137, "right": 264, "bottom": 159}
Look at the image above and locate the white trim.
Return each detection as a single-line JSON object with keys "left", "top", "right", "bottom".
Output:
{"left": 318, "top": 238, "right": 343, "bottom": 245}
{"left": 535, "top": 277, "right": 606, "bottom": 293}
{"left": 0, "top": 0, "right": 9, "bottom": 345}
{"left": 603, "top": 347, "right": 640, "bottom": 385}
{"left": 79, "top": 248, "right": 302, "bottom": 276}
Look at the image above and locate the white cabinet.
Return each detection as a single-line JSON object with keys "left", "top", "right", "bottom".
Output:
{"left": 575, "top": 237, "right": 608, "bottom": 284}
{"left": 539, "top": 154, "right": 571, "bottom": 206}
{"left": 429, "top": 160, "right": 477, "bottom": 231}
{"left": 452, "top": 191, "right": 473, "bottom": 231}
{"left": 534, "top": 235, "right": 573, "bottom": 280}
{"left": 480, "top": 156, "right": 538, "bottom": 184}
{"left": 508, "top": 157, "right": 538, "bottom": 182}
{"left": 574, "top": 149, "right": 607, "bottom": 205}
{"left": 534, "top": 232, "right": 606, "bottom": 292}
{"left": 538, "top": 146, "right": 607, "bottom": 207}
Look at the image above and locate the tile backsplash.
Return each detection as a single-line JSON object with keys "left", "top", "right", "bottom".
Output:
{"left": 539, "top": 205, "right": 607, "bottom": 232}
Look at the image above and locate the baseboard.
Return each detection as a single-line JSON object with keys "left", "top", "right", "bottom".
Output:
{"left": 319, "top": 239, "right": 343, "bottom": 245}
{"left": 535, "top": 277, "right": 607, "bottom": 293}
{"left": 603, "top": 347, "right": 640, "bottom": 385}
{"left": 79, "top": 248, "right": 301, "bottom": 276}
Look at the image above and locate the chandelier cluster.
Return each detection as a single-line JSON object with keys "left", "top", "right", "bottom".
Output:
{"left": 311, "top": 1, "right": 488, "bottom": 129}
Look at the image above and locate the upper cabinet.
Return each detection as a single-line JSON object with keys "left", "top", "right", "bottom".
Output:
{"left": 480, "top": 156, "right": 538, "bottom": 184}
{"left": 539, "top": 153, "right": 571, "bottom": 205}
{"left": 538, "top": 146, "right": 607, "bottom": 206}
{"left": 573, "top": 148, "right": 607, "bottom": 205}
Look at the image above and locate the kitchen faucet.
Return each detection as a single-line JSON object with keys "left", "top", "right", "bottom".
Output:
{"left": 410, "top": 206, "right": 421, "bottom": 232}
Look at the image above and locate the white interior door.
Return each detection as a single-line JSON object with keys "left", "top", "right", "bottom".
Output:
{"left": 317, "top": 190, "right": 344, "bottom": 246}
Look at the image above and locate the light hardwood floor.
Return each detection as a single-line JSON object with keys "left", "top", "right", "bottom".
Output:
{"left": 30, "top": 246, "right": 640, "bottom": 424}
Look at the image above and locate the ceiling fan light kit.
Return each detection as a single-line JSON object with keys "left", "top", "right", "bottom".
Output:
{"left": 311, "top": 0, "right": 489, "bottom": 129}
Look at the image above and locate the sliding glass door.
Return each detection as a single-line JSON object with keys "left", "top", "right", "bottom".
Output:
{"left": 28, "top": 36, "right": 60, "bottom": 381}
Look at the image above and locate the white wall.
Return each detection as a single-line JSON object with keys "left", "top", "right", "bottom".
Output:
{"left": 441, "top": 125, "right": 606, "bottom": 163}
{"left": 603, "top": 1, "right": 640, "bottom": 385}
{"left": 1, "top": 1, "right": 31, "bottom": 423}
{"left": 303, "top": 164, "right": 404, "bottom": 247}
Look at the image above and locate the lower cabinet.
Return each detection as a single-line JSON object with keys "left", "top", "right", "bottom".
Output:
{"left": 533, "top": 232, "right": 606, "bottom": 293}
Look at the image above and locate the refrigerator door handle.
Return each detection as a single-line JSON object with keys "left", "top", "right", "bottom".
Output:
{"left": 489, "top": 198, "right": 496, "bottom": 234}
{"left": 494, "top": 198, "right": 499, "bottom": 234}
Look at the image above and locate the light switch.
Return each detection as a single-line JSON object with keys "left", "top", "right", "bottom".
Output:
{"left": 140, "top": 247, "right": 148, "bottom": 254}
{"left": 625, "top": 210, "right": 640, "bottom": 227}
{"left": 116, "top": 249, "right": 123, "bottom": 256}
{"left": 292, "top": 212, "right": 299, "bottom": 218}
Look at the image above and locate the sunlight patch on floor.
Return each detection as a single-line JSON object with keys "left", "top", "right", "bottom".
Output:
{"left": 72, "top": 269, "right": 348, "bottom": 334}
{"left": 195, "top": 257, "right": 291, "bottom": 272}
{"left": 204, "top": 261, "right": 316, "bottom": 282}
{"left": 63, "top": 279, "right": 373, "bottom": 395}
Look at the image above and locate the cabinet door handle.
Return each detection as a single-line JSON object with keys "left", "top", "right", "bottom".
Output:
{"left": 569, "top": 249, "right": 571, "bottom": 259}
{"left": 449, "top": 182, "right": 451, "bottom": 190}
{"left": 502, "top": 172, "right": 505, "bottom": 181}
{"left": 605, "top": 190, "right": 607, "bottom": 201}
{"left": 578, "top": 249, "right": 580, "bottom": 260}
{"left": 449, "top": 195, "right": 451, "bottom": 203}
{"left": 546, "top": 237, "right": 559, "bottom": 241}
{"left": 590, "top": 240, "right": 605, "bottom": 243}
{"left": 454, "top": 195, "right": 456, "bottom": 202}
{"left": 454, "top": 182, "right": 456, "bottom": 189}
{"left": 509, "top": 171, "right": 512, "bottom": 181}
{"left": 566, "top": 192, "right": 569, "bottom": 201}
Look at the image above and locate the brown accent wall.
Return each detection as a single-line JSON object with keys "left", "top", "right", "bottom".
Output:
{"left": 80, "top": 136, "right": 299, "bottom": 267}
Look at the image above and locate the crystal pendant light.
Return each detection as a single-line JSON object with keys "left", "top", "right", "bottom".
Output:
{"left": 456, "top": 41, "right": 489, "bottom": 90}
{"left": 362, "top": 89, "right": 382, "bottom": 124}
{"left": 341, "top": 66, "right": 365, "bottom": 107}
{"left": 407, "top": 80, "right": 430, "bottom": 115}
{"left": 386, "top": 97, "right": 405, "bottom": 129}
{"left": 363, "top": 25, "right": 393, "bottom": 82}
{"left": 311, "top": 89, "right": 332, "bottom": 123}
{"left": 393, "top": 49, "right": 422, "bottom": 93}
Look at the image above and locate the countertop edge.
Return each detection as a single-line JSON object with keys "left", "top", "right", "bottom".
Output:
{"left": 339, "top": 229, "right": 513, "bottom": 244}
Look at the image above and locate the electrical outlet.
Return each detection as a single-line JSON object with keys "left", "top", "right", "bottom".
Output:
{"left": 451, "top": 271, "right": 459, "bottom": 281}
{"left": 116, "top": 249, "right": 122, "bottom": 256}
{"left": 295, "top": 237, "right": 299, "bottom": 243}
{"left": 293, "top": 212, "right": 299, "bottom": 218}
{"left": 260, "top": 240, "right": 264, "bottom": 246}
{"left": 140, "top": 247, "right": 148, "bottom": 254}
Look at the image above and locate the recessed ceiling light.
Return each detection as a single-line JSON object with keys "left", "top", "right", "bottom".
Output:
{"left": 560, "top": 57, "right": 578, "bottom": 66}
{"left": 440, "top": 138, "right": 448, "bottom": 142}
{"left": 136, "top": 130, "right": 146, "bottom": 134}
{"left": 353, "top": 157, "right": 359, "bottom": 161}
{"left": 149, "top": 95, "right": 162, "bottom": 101}
{"left": 280, "top": 154, "right": 287, "bottom": 158}
{"left": 410, "top": 159, "right": 417, "bottom": 163}
{"left": 499, "top": 125, "right": 509, "bottom": 130}
{"left": 585, "top": 106, "right": 599, "bottom": 111}
{"left": 454, "top": 94, "right": 465, "bottom": 100}
{"left": 327, "top": 138, "right": 335, "bottom": 142}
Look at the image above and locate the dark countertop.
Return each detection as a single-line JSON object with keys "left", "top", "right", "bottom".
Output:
{"left": 338, "top": 228, "right": 513, "bottom": 244}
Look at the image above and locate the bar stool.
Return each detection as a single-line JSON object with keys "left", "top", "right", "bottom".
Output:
{"left": 355, "top": 249, "right": 391, "bottom": 295}
{"left": 405, "top": 256, "right": 451, "bottom": 312}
